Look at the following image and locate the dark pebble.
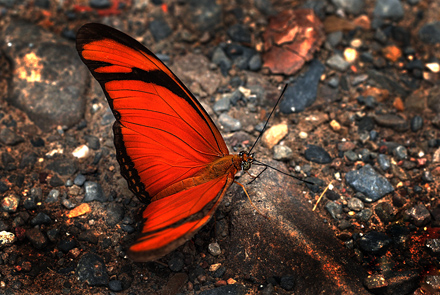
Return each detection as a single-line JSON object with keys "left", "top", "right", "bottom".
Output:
{"left": 407, "top": 204, "right": 431, "bottom": 226}
{"left": 0, "top": 181, "right": 8, "bottom": 193}
{"left": 108, "top": 280, "right": 123, "bottom": 292}
{"left": 345, "top": 164, "right": 394, "bottom": 202}
{"left": 325, "top": 201, "right": 342, "bottom": 220}
{"left": 149, "top": 18, "right": 172, "bottom": 41}
{"left": 344, "top": 150, "right": 358, "bottom": 162}
{"left": 393, "top": 145, "right": 407, "bottom": 160}
{"left": 105, "top": 203, "right": 125, "bottom": 226}
{"left": 49, "top": 174, "right": 64, "bottom": 187}
{"left": 58, "top": 239, "right": 77, "bottom": 253}
{"left": 89, "top": 0, "right": 111, "bottom": 9}
{"left": 375, "top": 202, "right": 394, "bottom": 224}
{"left": 30, "top": 137, "right": 45, "bottom": 147}
{"left": 347, "top": 198, "right": 364, "bottom": 212}
{"left": 84, "top": 135, "right": 100, "bottom": 150}
{"left": 213, "top": 266, "right": 226, "bottom": 278}
{"left": 385, "top": 270, "right": 420, "bottom": 295}
{"left": 419, "top": 22, "right": 440, "bottom": 44}
{"left": 374, "top": 114, "right": 409, "bottom": 132}
{"left": 2, "top": 152, "right": 16, "bottom": 170}
{"left": 248, "top": 54, "right": 262, "bottom": 71}
{"left": 357, "top": 116, "right": 375, "bottom": 132}
{"left": 46, "top": 157, "right": 77, "bottom": 176}
{"left": 83, "top": 181, "right": 107, "bottom": 202}
{"left": 0, "top": 128, "right": 24, "bottom": 145}
{"left": 212, "top": 47, "right": 232, "bottom": 76}
{"left": 358, "top": 231, "right": 392, "bottom": 253}
{"left": 280, "top": 275, "right": 295, "bottom": 291}
{"left": 9, "top": 173, "right": 24, "bottom": 187}
{"left": 426, "top": 239, "right": 440, "bottom": 253}
{"left": 25, "top": 228, "right": 48, "bottom": 249}
{"left": 76, "top": 253, "right": 109, "bottom": 286}
{"left": 78, "top": 230, "right": 99, "bottom": 244}
{"left": 61, "top": 198, "right": 76, "bottom": 209}
{"left": 74, "top": 174, "right": 86, "bottom": 186}
{"left": 377, "top": 154, "right": 391, "bottom": 171}
{"left": 332, "top": 0, "right": 364, "bottom": 15}
{"left": 19, "top": 151, "right": 38, "bottom": 169}
{"left": 199, "top": 285, "right": 245, "bottom": 295}
{"left": 280, "top": 60, "right": 325, "bottom": 114}
{"left": 304, "top": 145, "right": 332, "bottom": 164}
{"left": 168, "top": 253, "right": 185, "bottom": 272}
{"left": 338, "top": 219, "right": 352, "bottom": 230}
{"left": 421, "top": 171, "right": 434, "bottom": 183}
{"left": 213, "top": 95, "right": 231, "bottom": 113}
{"left": 363, "top": 273, "right": 387, "bottom": 291}
{"left": 30, "top": 212, "right": 52, "bottom": 226}
{"left": 227, "top": 24, "right": 251, "bottom": 43}
{"left": 120, "top": 224, "right": 135, "bottom": 234}
{"left": 46, "top": 228, "right": 59, "bottom": 243}
{"left": 387, "top": 225, "right": 410, "bottom": 245}
{"left": 356, "top": 208, "right": 372, "bottom": 222}
{"left": 45, "top": 189, "right": 60, "bottom": 203}
{"left": 373, "top": 0, "right": 404, "bottom": 21}
{"left": 23, "top": 196, "right": 36, "bottom": 210}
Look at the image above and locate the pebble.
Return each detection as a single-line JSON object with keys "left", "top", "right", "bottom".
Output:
{"left": 273, "top": 145, "right": 293, "bottom": 161}
{"left": 375, "top": 202, "right": 394, "bottom": 224}
{"left": 227, "top": 24, "right": 251, "bottom": 44}
{"left": 377, "top": 154, "right": 391, "bottom": 171}
{"left": 168, "top": 253, "right": 185, "bottom": 272}
{"left": 213, "top": 95, "right": 231, "bottom": 113}
{"left": 211, "top": 47, "right": 232, "bottom": 75}
{"left": 357, "top": 116, "right": 375, "bottom": 132}
{"left": 421, "top": 171, "right": 434, "bottom": 183}
{"left": 108, "top": 280, "right": 123, "bottom": 292}
{"left": 345, "top": 164, "right": 394, "bottom": 202}
{"left": 358, "top": 231, "right": 392, "bottom": 253}
{"left": 0, "top": 181, "right": 8, "bottom": 193}
{"left": 76, "top": 253, "right": 109, "bottom": 286}
{"left": 325, "top": 201, "right": 342, "bottom": 220}
{"left": 356, "top": 208, "right": 373, "bottom": 222}
{"left": 105, "top": 203, "right": 125, "bottom": 226}
{"left": 280, "top": 275, "right": 295, "bottom": 291}
{"left": 419, "top": 22, "right": 440, "bottom": 44}
{"left": 304, "top": 145, "right": 332, "bottom": 164}
{"left": 326, "top": 54, "right": 350, "bottom": 72}
{"left": 19, "top": 151, "right": 38, "bottom": 169}
{"left": 0, "top": 128, "right": 24, "bottom": 146}
{"left": 373, "top": 0, "right": 404, "bottom": 20}
{"left": 208, "top": 242, "right": 222, "bottom": 256}
{"left": 262, "top": 123, "right": 288, "bottom": 149}
{"left": 83, "top": 181, "right": 107, "bottom": 203}
{"left": 426, "top": 239, "right": 440, "bottom": 254}
{"left": 218, "top": 113, "right": 241, "bottom": 132}
{"left": 393, "top": 145, "right": 408, "bottom": 160}
{"left": 248, "top": 54, "right": 262, "bottom": 71}
{"left": 49, "top": 175, "right": 64, "bottom": 187}
{"left": 407, "top": 204, "right": 431, "bottom": 226}
{"left": 25, "top": 228, "right": 48, "bottom": 249}
{"left": 74, "top": 174, "right": 86, "bottom": 186}
{"left": 46, "top": 157, "right": 77, "bottom": 176}
{"left": 30, "top": 212, "right": 52, "bottom": 226}
{"left": 45, "top": 189, "right": 60, "bottom": 203}
{"left": 89, "top": 0, "right": 111, "bottom": 8}
{"left": 149, "top": 18, "right": 172, "bottom": 41}
{"left": 410, "top": 115, "right": 423, "bottom": 132}
{"left": 1, "top": 194, "right": 20, "bottom": 213}
{"left": 0, "top": 231, "right": 16, "bottom": 247}
{"left": 84, "top": 135, "right": 100, "bottom": 150}
{"left": 347, "top": 198, "right": 364, "bottom": 212}
{"left": 213, "top": 266, "right": 226, "bottom": 278}
{"left": 364, "top": 273, "right": 387, "bottom": 291}
{"left": 279, "top": 60, "right": 325, "bottom": 114}
{"left": 58, "top": 239, "right": 77, "bottom": 253}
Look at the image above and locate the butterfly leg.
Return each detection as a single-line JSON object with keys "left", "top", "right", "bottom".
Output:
{"left": 234, "top": 181, "right": 269, "bottom": 220}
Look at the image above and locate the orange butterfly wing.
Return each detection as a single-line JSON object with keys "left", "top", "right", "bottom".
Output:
{"left": 76, "top": 23, "right": 234, "bottom": 261}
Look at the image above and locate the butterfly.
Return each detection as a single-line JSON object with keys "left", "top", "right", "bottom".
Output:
{"left": 76, "top": 23, "right": 259, "bottom": 262}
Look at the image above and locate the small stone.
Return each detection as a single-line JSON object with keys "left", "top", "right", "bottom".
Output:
{"left": 0, "top": 128, "right": 24, "bottom": 146}
{"left": 84, "top": 135, "right": 100, "bottom": 150}
{"left": 45, "top": 189, "right": 60, "bottom": 203}
{"left": 0, "top": 231, "right": 16, "bottom": 247}
{"left": 76, "top": 253, "right": 109, "bottom": 286}
{"left": 218, "top": 113, "right": 241, "bottom": 132}
{"left": 83, "top": 181, "right": 107, "bottom": 203}
{"left": 208, "top": 242, "right": 221, "bottom": 256}
{"left": 149, "top": 18, "right": 172, "bottom": 41}
{"left": 377, "top": 154, "right": 391, "bottom": 171}
{"left": 213, "top": 95, "right": 231, "bottom": 113}
{"left": 407, "top": 204, "right": 431, "bottom": 226}
{"left": 364, "top": 273, "right": 387, "bottom": 291}
{"left": 426, "top": 239, "right": 440, "bottom": 253}
{"left": 325, "top": 201, "right": 342, "bottom": 220}
{"left": 49, "top": 175, "right": 64, "bottom": 187}
{"left": 108, "top": 280, "right": 123, "bottom": 292}
{"left": 168, "top": 253, "right": 185, "bottom": 272}
{"left": 25, "top": 228, "right": 48, "bottom": 249}
{"left": 105, "top": 203, "right": 124, "bottom": 226}
{"left": 358, "top": 231, "right": 392, "bottom": 253}
{"left": 304, "top": 145, "right": 332, "bottom": 164}
{"left": 373, "top": 0, "right": 404, "bottom": 21}
{"left": 273, "top": 145, "right": 293, "bottom": 161}
{"left": 356, "top": 208, "right": 373, "bottom": 222}
{"left": 326, "top": 54, "right": 350, "bottom": 71}
{"left": 30, "top": 212, "right": 52, "bottom": 226}
{"left": 280, "top": 275, "right": 295, "bottom": 291}
{"left": 345, "top": 164, "right": 394, "bottom": 202}
{"left": 347, "top": 198, "right": 364, "bottom": 212}
{"left": 262, "top": 123, "right": 288, "bottom": 149}
{"left": 410, "top": 115, "right": 423, "bottom": 132}
{"left": 1, "top": 194, "right": 20, "bottom": 213}
{"left": 58, "top": 239, "right": 78, "bottom": 253}
{"left": 393, "top": 145, "right": 407, "bottom": 160}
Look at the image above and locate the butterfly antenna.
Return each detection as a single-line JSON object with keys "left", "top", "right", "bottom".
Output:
{"left": 252, "top": 160, "right": 316, "bottom": 185}
{"left": 248, "top": 84, "right": 289, "bottom": 154}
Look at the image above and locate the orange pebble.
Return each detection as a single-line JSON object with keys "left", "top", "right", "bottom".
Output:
{"left": 67, "top": 203, "right": 91, "bottom": 218}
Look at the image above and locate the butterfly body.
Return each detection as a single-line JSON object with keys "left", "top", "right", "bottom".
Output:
{"left": 76, "top": 23, "right": 254, "bottom": 261}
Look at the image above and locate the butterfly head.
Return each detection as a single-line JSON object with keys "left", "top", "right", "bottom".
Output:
{"left": 239, "top": 151, "right": 254, "bottom": 171}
